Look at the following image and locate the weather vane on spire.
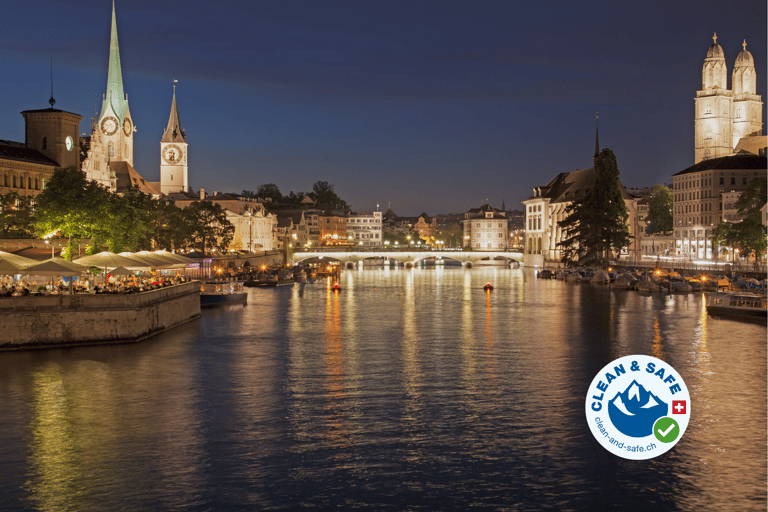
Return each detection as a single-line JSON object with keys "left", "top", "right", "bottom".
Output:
{"left": 713, "top": 32, "right": 717, "bottom": 44}
{"left": 742, "top": 39, "right": 747, "bottom": 51}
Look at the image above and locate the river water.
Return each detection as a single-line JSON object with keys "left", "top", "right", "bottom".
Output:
{"left": 0, "top": 267, "right": 765, "bottom": 511}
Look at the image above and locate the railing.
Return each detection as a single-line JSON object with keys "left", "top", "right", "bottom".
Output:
{"left": 296, "top": 247, "right": 522, "bottom": 253}
{"left": 613, "top": 257, "right": 767, "bottom": 275}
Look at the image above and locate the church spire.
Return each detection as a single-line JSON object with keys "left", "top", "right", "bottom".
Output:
{"left": 101, "top": 0, "right": 128, "bottom": 121}
{"left": 594, "top": 112, "right": 600, "bottom": 157}
{"left": 162, "top": 82, "right": 186, "bottom": 143}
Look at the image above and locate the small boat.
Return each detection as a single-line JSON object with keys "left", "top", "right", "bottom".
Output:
{"left": 707, "top": 292, "right": 767, "bottom": 322}
{"left": 484, "top": 283, "right": 494, "bottom": 291}
{"left": 331, "top": 283, "right": 342, "bottom": 292}
{"left": 200, "top": 281, "right": 247, "bottom": 307}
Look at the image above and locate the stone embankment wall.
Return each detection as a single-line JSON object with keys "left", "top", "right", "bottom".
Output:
{"left": 0, "top": 282, "right": 200, "bottom": 350}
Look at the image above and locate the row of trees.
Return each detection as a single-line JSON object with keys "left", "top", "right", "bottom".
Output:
{"left": 7, "top": 167, "right": 235, "bottom": 259}
{"left": 242, "top": 180, "right": 350, "bottom": 210}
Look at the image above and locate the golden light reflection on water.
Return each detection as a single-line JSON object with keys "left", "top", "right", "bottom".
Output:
{"left": 651, "top": 315, "right": 666, "bottom": 360}
{"left": 25, "top": 365, "right": 79, "bottom": 512}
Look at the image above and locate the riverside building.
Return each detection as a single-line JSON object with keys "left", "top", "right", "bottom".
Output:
{"left": 462, "top": 204, "right": 508, "bottom": 251}
{"left": 347, "top": 211, "right": 383, "bottom": 247}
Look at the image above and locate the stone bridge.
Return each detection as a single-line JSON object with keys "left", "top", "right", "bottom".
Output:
{"left": 292, "top": 250, "right": 524, "bottom": 268}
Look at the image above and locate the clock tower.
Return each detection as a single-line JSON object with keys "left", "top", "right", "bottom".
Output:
{"left": 97, "top": 1, "right": 134, "bottom": 167}
{"left": 160, "top": 84, "right": 188, "bottom": 194}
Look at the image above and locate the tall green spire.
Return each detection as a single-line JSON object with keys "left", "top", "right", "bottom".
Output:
{"left": 101, "top": 0, "right": 128, "bottom": 122}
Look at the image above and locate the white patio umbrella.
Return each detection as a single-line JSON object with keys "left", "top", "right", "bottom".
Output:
{"left": 153, "top": 250, "right": 194, "bottom": 265}
{"left": 134, "top": 251, "right": 179, "bottom": 267}
{"left": 118, "top": 252, "right": 162, "bottom": 269}
{"left": 74, "top": 251, "right": 150, "bottom": 270}
{"left": 0, "top": 259, "right": 24, "bottom": 275}
{"left": 0, "top": 250, "right": 37, "bottom": 268}
{"left": 23, "top": 257, "right": 89, "bottom": 276}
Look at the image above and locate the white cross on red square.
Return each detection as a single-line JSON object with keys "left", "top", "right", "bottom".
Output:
{"left": 673, "top": 400, "right": 687, "bottom": 414}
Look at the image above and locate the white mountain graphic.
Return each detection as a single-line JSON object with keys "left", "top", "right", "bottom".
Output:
{"left": 611, "top": 394, "right": 635, "bottom": 416}
{"left": 627, "top": 382, "right": 642, "bottom": 401}
{"left": 641, "top": 395, "right": 660, "bottom": 409}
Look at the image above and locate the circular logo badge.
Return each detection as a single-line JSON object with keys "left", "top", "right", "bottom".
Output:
{"left": 585, "top": 355, "right": 690, "bottom": 460}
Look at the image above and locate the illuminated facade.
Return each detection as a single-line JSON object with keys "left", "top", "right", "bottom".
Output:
{"left": 462, "top": 204, "right": 508, "bottom": 251}
{"left": 522, "top": 167, "right": 638, "bottom": 267}
{"left": 347, "top": 211, "right": 383, "bottom": 246}
{"left": 672, "top": 153, "right": 766, "bottom": 259}
{"left": 0, "top": 105, "right": 81, "bottom": 199}
{"left": 695, "top": 34, "right": 763, "bottom": 164}
{"left": 160, "top": 86, "right": 189, "bottom": 195}
{"left": 81, "top": 3, "right": 159, "bottom": 196}
{"left": 673, "top": 34, "right": 766, "bottom": 260}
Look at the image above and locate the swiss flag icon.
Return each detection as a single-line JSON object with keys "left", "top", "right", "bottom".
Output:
{"left": 672, "top": 400, "right": 687, "bottom": 414}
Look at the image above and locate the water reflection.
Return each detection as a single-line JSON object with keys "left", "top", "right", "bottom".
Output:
{"left": 0, "top": 268, "right": 764, "bottom": 510}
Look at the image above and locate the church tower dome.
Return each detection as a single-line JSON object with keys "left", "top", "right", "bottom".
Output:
{"left": 732, "top": 40, "right": 756, "bottom": 95}
{"left": 702, "top": 33, "right": 727, "bottom": 90}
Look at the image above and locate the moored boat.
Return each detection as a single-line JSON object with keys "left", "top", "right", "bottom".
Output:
{"left": 200, "top": 281, "right": 247, "bottom": 307}
{"left": 707, "top": 292, "right": 767, "bottom": 322}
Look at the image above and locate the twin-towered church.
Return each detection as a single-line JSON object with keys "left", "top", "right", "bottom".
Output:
{"left": 0, "top": 2, "right": 187, "bottom": 200}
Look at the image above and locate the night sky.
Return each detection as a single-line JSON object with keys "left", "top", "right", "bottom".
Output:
{"left": 1, "top": 1, "right": 766, "bottom": 215}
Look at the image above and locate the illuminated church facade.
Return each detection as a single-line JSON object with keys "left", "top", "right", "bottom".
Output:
{"left": 82, "top": 2, "right": 188, "bottom": 197}
{"left": 694, "top": 33, "right": 763, "bottom": 164}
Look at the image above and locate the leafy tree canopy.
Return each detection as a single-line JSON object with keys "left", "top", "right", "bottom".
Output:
{"left": 645, "top": 184, "right": 673, "bottom": 235}
{"left": 0, "top": 192, "right": 35, "bottom": 238}
{"left": 183, "top": 201, "right": 235, "bottom": 254}
{"left": 311, "top": 181, "right": 349, "bottom": 210}
{"left": 255, "top": 183, "right": 283, "bottom": 203}
{"left": 736, "top": 177, "right": 767, "bottom": 221}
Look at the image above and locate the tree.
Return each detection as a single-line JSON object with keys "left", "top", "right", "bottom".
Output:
{"left": 0, "top": 192, "right": 35, "bottom": 238}
{"left": 711, "top": 177, "right": 768, "bottom": 263}
{"left": 557, "top": 149, "right": 631, "bottom": 267}
{"left": 34, "top": 166, "right": 112, "bottom": 259}
{"left": 645, "top": 184, "right": 673, "bottom": 234}
{"left": 284, "top": 190, "right": 311, "bottom": 205}
{"left": 102, "top": 187, "right": 158, "bottom": 253}
{"left": 436, "top": 222, "right": 463, "bottom": 248}
{"left": 255, "top": 183, "right": 283, "bottom": 203}
{"left": 183, "top": 201, "right": 235, "bottom": 254}
{"left": 736, "top": 177, "right": 767, "bottom": 221}
{"left": 310, "top": 181, "right": 349, "bottom": 209}
{"left": 153, "top": 203, "right": 192, "bottom": 251}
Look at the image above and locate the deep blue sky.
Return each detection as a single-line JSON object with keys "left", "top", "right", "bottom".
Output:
{"left": 1, "top": 0, "right": 766, "bottom": 215}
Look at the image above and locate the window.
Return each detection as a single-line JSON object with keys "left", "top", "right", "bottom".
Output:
{"left": 742, "top": 177, "right": 747, "bottom": 185}
{"left": 719, "top": 177, "right": 724, "bottom": 185}
{"left": 108, "top": 142, "right": 115, "bottom": 158}
{"left": 42, "top": 137, "right": 47, "bottom": 150}
{"left": 731, "top": 177, "right": 735, "bottom": 185}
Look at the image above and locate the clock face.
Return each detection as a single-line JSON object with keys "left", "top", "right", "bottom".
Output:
{"left": 123, "top": 118, "right": 132, "bottom": 137}
{"left": 101, "top": 116, "right": 118, "bottom": 136}
{"left": 65, "top": 135, "right": 74, "bottom": 152}
{"left": 163, "top": 144, "right": 183, "bottom": 164}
